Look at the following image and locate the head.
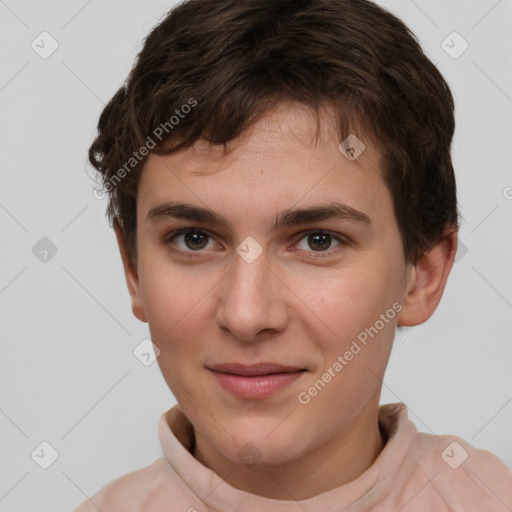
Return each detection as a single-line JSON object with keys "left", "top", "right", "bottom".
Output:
{"left": 90, "top": 0, "right": 459, "bottom": 470}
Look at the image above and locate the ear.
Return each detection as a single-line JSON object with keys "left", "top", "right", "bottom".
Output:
{"left": 113, "top": 219, "right": 147, "bottom": 323}
{"left": 397, "top": 228, "right": 458, "bottom": 327}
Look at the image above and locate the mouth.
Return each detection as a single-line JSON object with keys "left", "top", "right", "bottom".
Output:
{"left": 207, "top": 362, "right": 307, "bottom": 399}
{"left": 209, "top": 362, "right": 305, "bottom": 376}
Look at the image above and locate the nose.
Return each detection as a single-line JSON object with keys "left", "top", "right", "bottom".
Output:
{"left": 214, "top": 246, "right": 289, "bottom": 343}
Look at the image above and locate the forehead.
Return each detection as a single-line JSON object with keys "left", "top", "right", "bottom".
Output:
{"left": 137, "top": 103, "right": 389, "bottom": 230}
{"left": 178, "top": 103, "right": 381, "bottom": 173}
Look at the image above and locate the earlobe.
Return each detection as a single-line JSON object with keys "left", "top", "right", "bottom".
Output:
{"left": 113, "top": 219, "right": 148, "bottom": 323}
{"left": 397, "top": 229, "right": 458, "bottom": 327}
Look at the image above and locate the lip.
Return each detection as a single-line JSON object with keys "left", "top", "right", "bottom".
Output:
{"left": 209, "top": 362, "right": 303, "bottom": 376}
{"left": 208, "top": 362, "right": 306, "bottom": 399}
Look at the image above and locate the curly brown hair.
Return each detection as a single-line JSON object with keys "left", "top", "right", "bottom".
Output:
{"left": 89, "top": 0, "right": 460, "bottom": 269}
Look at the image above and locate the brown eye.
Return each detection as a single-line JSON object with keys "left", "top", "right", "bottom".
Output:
{"left": 295, "top": 231, "right": 347, "bottom": 254}
{"left": 167, "top": 229, "right": 216, "bottom": 252}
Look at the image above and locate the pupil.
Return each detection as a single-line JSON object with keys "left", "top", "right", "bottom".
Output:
{"left": 185, "top": 231, "right": 208, "bottom": 250}
{"left": 309, "top": 233, "right": 330, "bottom": 251}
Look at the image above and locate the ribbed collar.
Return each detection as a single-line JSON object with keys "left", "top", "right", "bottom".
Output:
{"left": 158, "top": 402, "right": 416, "bottom": 512}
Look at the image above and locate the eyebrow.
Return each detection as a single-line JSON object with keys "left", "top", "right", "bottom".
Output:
{"left": 146, "top": 201, "right": 372, "bottom": 230}
{"left": 146, "top": 202, "right": 372, "bottom": 230}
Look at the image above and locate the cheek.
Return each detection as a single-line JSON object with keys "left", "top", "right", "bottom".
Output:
{"left": 301, "top": 265, "right": 394, "bottom": 340}
{"left": 298, "top": 265, "right": 400, "bottom": 404}
{"left": 138, "top": 259, "right": 202, "bottom": 343}
{"left": 299, "top": 280, "right": 398, "bottom": 418}
{"left": 140, "top": 266, "right": 212, "bottom": 399}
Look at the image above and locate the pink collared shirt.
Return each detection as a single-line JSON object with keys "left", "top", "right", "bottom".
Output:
{"left": 74, "top": 403, "right": 512, "bottom": 511}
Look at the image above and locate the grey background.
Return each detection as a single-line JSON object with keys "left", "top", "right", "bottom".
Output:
{"left": 0, "top": 0, "right": 511, "bottom": 510}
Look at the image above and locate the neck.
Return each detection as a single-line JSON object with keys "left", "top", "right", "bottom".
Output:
{"left": 192, "top": 399, "right": 385, "bottom": 501}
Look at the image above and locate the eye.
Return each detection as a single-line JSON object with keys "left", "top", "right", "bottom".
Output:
{"left": 165, "top": 228, "right": 218, "bottom": 253}
{"left": 295, "top": 230, "right": 347, "bottom": 256}
{"left": 164, "top": 228, "right": 349, "bottom": 257}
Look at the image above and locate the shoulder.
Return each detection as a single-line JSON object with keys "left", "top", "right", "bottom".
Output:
{"left": 412, "top": 431, "right": 512, "bottom": 510}
{"left": 73, "top": 458, "right": 171, "bottom": 512}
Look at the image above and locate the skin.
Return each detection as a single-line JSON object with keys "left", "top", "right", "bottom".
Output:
{"left": 115, "top": 101, "right": 457, "bottom": 500}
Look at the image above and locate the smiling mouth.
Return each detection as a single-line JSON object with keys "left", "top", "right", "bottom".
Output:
{"left": 207, "top": 362, "right": 306, "bottom": 398}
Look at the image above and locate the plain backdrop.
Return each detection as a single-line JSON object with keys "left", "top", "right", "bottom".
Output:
{"left": 0, "top": 1, "right": 511, "bottom": 510}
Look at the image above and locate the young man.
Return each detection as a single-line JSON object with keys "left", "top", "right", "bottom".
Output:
{"left": 75, "top": 0, "right": 512, "bottom": 510}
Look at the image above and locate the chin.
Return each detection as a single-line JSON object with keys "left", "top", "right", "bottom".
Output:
{"left": 217, "top": 427, "right": 307, "bottom": 467}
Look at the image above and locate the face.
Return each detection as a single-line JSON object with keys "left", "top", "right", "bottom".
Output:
{"left": 126, "top": 102, "right": 415, "bottom": 466}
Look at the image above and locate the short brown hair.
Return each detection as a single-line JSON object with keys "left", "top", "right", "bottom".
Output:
{"left": 89, "top": 0, "right": 460, "bottom": 268}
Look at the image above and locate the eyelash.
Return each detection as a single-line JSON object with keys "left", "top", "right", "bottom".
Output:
{"left": 163, "top": 227, "right": 349, "bottom": 259}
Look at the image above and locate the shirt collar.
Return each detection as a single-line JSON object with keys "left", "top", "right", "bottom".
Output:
{"left": 158, "top": 402, "right": 416, "bottom": 512}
